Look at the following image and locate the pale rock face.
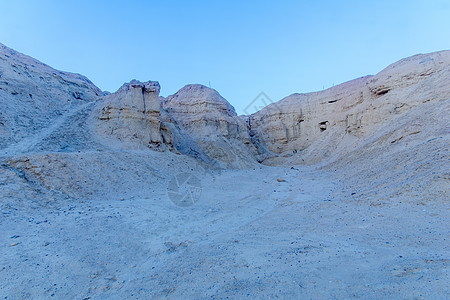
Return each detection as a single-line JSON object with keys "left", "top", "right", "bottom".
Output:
{"left": 94, "top": 80, "right": 173, "bottom": 151}
{"left": 0, "top": 42, "right": 102, "bottom": 149}
{"left": 162, "top": 84, "right": 257, "bottom": 167}
{"left": 250, "top": 50, "right": 450, "bottom": 165}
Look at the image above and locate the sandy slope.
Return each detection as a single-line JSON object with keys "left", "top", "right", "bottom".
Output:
{"left": 1, "top": 166, "right": 448, "bottom": 298}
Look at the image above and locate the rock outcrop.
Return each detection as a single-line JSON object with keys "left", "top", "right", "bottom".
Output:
{"left": 94, "top": 82, "right": 257, "bottom": 167}
{"left": 0, "top": 42, "right": 102, "bottom": 150}
{"left": 1, "top": 42, "right": 448, "bottom": 203}
{"left": 162, "top": 84, "right": 257, "bottom": 168}
{"left": 249, "top": 50, "right": 450, "bottom": 165}
{"left": 94, "top": 80, "right": 173, "bottom": 151}
{"left": 92, "top": 51, "right": 450, "bottom": 169}
{"left": 1, "top": 43, "right": 448, "bottom": 300}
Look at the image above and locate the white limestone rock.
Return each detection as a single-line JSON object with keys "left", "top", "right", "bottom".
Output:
{"left": 162, "top": 84, "right": 257, "bottom": 168}
{"left": 249, "top": 50, "right": 450, "bottom": 165}
{"left": 94, "top": 80, "right": 173, "bottom": 151}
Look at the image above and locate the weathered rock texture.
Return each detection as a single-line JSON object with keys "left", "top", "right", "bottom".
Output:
{"left": 249, "top": 50, "right": 450, "bottom": 165}
{"left": 0, "top": 43, "right": 102, "bottom": 150}
{"left": 94, "top": 80, "right": 173, "bottom": 151}
{"left": 93, "top": 82, "right": 257, "bottom": 167}
{"left": 161, "top": 84, "right": 257, "bottom": 168}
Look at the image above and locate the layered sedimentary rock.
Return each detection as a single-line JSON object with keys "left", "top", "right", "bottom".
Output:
{"left": 0, "top": 42, "right": 448, "bottom": 205}
{"left": 249, "top": 50, "right": 450, "bottom": 165}
{"left": 94, "top": 82, "right": 257, "bottom": 167}
{"left": 94, "top": 80, "right": 173, "bottom": 151}
{"left": 0, "top": 43, "right": 102, "bottom": 150}
{"left": 162, "top": 84, "right": 257, "bottom": 168}
{"left": 1, "top": 41, "right": 448, "bottom": 183}
{"left": 2, "top": 40, "right": 448, "bottom": 171}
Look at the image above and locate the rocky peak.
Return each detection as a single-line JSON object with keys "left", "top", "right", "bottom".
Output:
{"left": 163, "top": 84, "right": 236, "bottom": 116}
{"left": 120, "top": 79, "right": 161, "bottom": 93}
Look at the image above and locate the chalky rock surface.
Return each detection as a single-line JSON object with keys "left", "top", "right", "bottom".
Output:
{"left": 249, "top": 50, "right": 450, "bottom": 166}
{"left": 162, "top": 84, "right": 257, "bottom": 168}
{"left": 94, "top": 80, "right": 173, "bottom": 151}
{"left": 0, "top": 43, "right": 102, "bottom": 151}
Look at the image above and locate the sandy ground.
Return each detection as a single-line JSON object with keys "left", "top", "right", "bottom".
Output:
{"left": 1, "top": 164, "right": 448, "bottom": 299}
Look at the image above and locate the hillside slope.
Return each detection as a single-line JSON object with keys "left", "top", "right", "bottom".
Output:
{"left": 249, "top": 50, "right": 450, "bottom": 203}
{"left": 0, "top": 43, "right": 102, "bottom": 150}
{"left": 250, "top": 50, "right": 450, "bottom": 165}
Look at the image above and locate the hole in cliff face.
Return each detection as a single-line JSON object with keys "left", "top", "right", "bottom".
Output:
{"left": 370, "top": 85, "right": 390, "bottom": 97}
{"left": 72, "top": 91, "right": 82, "bottom": 100}
{"left": 328, "top": 100, "right": 338, "bottom": 103}
{"left": 319, "top": 121, "right": 329, "bottom": 132}
{"left": 376, "top": 89, "right": 390, "bottom": 96}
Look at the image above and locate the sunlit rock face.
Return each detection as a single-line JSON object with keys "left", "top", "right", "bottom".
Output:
{"left": 95, "top": 80, "right": 174, "bottom": 151}
{"left": 162, "top": 84, "right": 257, "bottom": 168}
{"left": 93, "top": 49, "right": 450, "bottom": 169}
{"left": 94, "top": 82, "right": 258, "bottom": 167}
{"left": 249, "top": 50, "right": 450, "bottom": 165}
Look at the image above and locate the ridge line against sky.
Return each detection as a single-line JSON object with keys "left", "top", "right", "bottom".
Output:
{"left": 1, "top": 0, "right": 449, "bottom": 114}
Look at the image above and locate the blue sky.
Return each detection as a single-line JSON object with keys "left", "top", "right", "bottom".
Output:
{"left": 1, "top": 0, "right": 449, "bottom": 114}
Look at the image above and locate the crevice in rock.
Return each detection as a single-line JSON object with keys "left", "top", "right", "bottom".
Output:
{"left": 370, "top": 86, "right": 390, "bottom": 97}
{"left": 141, "top": 86, "right": 146, "bottom": 113}
{"left": 319, "top": 121, "right": 329, "bottom": 132}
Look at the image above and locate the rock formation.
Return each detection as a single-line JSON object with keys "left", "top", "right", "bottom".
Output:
{"left": 4, "top": 40, "right": 446, "bottom": 173}
{"left": 248, "top": 50, "right": 450, "bottom": 165}
{"left": 94, "top": 79, "right": 173, "bottom": 151}
{"left": 0, "top": 42, "right": 448, "bottom": 202}
{"left": 94, "top": 82, "right": 257, "bottom": 167}
{"left": 161, "top": 84, "right": 257, "bottom": 168}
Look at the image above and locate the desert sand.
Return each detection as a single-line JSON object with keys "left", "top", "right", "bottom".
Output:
{"left": 0, "top": 42, "right": 449, "bottom": 299}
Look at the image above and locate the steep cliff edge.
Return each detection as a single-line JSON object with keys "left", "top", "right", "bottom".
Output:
{"left": 93, "top": 80, "right": 174, "bottom": 151}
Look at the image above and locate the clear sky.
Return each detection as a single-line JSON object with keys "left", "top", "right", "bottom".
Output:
{"left": 1, "top": 0, "right": 449, "bottom": 114}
